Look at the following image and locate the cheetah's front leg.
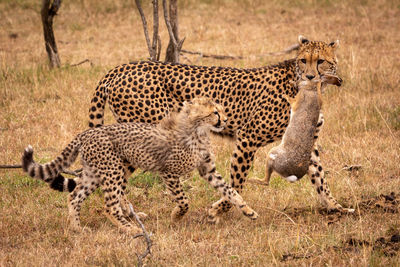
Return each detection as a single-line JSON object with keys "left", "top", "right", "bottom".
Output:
{"left": 198, "top": 153, "right": 258, "bottom": 224}
{"left": 206, "top": 140, "right": 257, "bottom": 217}
{"left": 308, "top": 149, "right": 354, "bottom": 213}
{"left": 308, "top": 114, "right": 354, "bottom": 213}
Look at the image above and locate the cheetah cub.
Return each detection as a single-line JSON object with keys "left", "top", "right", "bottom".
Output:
{"left": 250, "top": 75, "right": 354, "bottom": 212}
{"left": 22, "top": 98, "right": 258, "bottom": 235}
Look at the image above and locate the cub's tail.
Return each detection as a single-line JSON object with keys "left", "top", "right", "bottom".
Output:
{"left": 22, "top": 137, "right": 82, "bottom": 192}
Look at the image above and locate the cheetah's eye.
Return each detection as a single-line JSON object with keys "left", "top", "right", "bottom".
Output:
{"left": 317, "top": 59, "right": 325, "bottom": 65}
{"left": 300, "top": 59, "right": 306, "bottom": 64}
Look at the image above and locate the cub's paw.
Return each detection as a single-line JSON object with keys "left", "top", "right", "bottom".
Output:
{"left": 327, "top": 204, "right": 355, "bottom": 214}
{"left": 127, "top": 203, "right": 148, "bottom": 220}
{"left": 340, "top": 207, "right": 355, "bottom": 213}
{"left": 241, "top": 205, "right": 259, "bottom": 220}
{"left": 121, "top": 225, "right": 143, "bottom": 237}
{"left": 136, "top": 212, "right": 149, "bottom": 220}
{"left": 207, "top": 208, "right": 221, "bottom": 224}
{"left": 170, "top": 207, "right": 187, "bottom": 222}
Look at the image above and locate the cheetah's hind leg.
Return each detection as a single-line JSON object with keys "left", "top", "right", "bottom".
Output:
{"left": 120, "top": 165, "right": 148, "bottom": 220}
{"left": 160, "top": 173, "right": 190, "bottom": 222}
{"left": 101, "top": 167, "right": 142, "bottom": 235}
{"left": 67, "top": 165, "right": 100, "bottom": 232}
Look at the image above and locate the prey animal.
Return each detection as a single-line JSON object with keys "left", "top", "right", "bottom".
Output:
{"left": 249, "top": 75, "right": 354, "bottom": 212}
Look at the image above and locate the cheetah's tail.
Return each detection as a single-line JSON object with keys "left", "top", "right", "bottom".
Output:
{"left": 88, "top": 79, "right": 108, "bottom": 128}
{"left": 22, "top": 137, "right": 81, "bottom": 192}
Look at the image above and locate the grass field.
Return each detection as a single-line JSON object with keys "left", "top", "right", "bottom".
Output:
{"left": 1, "top": 0, "right": 399, "bottom": 266}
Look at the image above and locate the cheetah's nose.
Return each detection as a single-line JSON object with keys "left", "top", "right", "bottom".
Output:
{"left": 306, "top": 75, "right": 315, "bottom": 80}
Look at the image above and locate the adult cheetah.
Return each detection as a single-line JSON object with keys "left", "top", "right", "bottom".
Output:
{"left": 22, "top": 98, "right": 258, "bottom": 234}
{"left": 88, "top": 36, "right": 352, "bottom": 217}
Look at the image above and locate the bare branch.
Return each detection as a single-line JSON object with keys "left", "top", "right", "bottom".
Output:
{"left": 180, "top": 43, "right": 300, "bottom": 61}
{"left": 135, "top": 0, "right": 155, "bottom": 60}
{"left": 0, "top": 165, "right": 21, "bottom": 169}
{"left": 151, "top": 0, "right": 159, "bottom": 56}
{"left": 162, "top": 0, "right": 177, "bottom": 47}
{"left": 63, "top": 168, "right": 82, "bottom": 176}
{"left": 71, "top": 59, "right": 93, "bottom": 67}
{"left": 135, "top": 0, "right": 161, "bottom": 61}
{"left": 49, "top": 0, "right": 62, "bottom": 15}
{"left": 342, "top": 165, "right": 362, "bottom": 172}
{"left": 259, "top": 43, "right": 300, "bottom": 57}
{"left": 0, "top": 164, "right": 81, "bottom": 177}
{"left": 156, "top": 34, "right": 162, "bottom": 61}
{"left": 163, "top": 0, "right": 183, "bottom": 62}
{"left": 129, "top": 204, "right": 152, "bottom": 266}
{"left": 180, "top": 49, "right": 243, "bottom": 60}
{"left": 180, "top": 52, "right": 193, "bottom": 65}
{"left": 177, "top": 36, "right": 185, "bottom": 50}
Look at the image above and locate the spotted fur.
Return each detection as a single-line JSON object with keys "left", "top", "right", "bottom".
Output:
{"left": 22, "top": 98, "right": 258, "bottom": 234}
{"left": 88, "top": 36, "right": 347, "bottom": 216}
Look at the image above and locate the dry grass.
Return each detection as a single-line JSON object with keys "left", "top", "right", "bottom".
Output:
{"left": 1, "top": 0, "right": 400, "bottom": 266}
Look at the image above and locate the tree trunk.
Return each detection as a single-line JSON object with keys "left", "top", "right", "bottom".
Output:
{"left": 41, "top": 0, "right": 62, "bottom": 68}
{"left": 164, "top": 0, "right": 179, "bottom": 63}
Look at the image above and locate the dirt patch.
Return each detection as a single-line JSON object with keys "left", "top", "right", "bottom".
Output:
{"left": 340, "top": 234, "right": 400, "bottom": 257}
{"left": 281, "top": 192, "right": 399, "bottom": 225}
{"left": 358, "top": 192, "right": 399, "bottom": 213}
{"left": 280, "top": 234, "right": 400, "bottom": 262}
{"left": 281, "top": 252, "right": 311, "bottom": 262}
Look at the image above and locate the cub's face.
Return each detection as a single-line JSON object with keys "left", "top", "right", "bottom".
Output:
{"left": 296, "top": 35, "right": 342, "bottom": 87}
{"left": 186, "top": 98, "right": 227, "bottom": 133}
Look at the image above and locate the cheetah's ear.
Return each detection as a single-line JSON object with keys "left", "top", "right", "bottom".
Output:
{"left": 298, "top": 35, "right": 309, "bottom": 45}
{"left": 329, "top": 40, "right": 339, "bottom": 50}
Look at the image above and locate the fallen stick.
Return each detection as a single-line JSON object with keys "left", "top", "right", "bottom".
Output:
{"left": 180, "top": 43, "right": 300, "bottom": 61}
{"left": 181, "top": 49, "right": 243, "bottom": 60}
{"left": 0, "top": 164, "right": 82, "bottom": 177}
{"left": 70, "top": 59, "right": 92, "bottom": 67}
{"left": 130, "top": 204, "right": 152, "bottom": 267}
{"left": 342, "top": 165, "right": 362, "bottom": 172}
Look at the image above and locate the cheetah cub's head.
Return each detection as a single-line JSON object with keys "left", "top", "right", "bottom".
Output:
{"left": 183, "top": 97, "right": 227, "bottom": 133}
{"left": 296, "top": 35, "right": 342, "bottom": 87}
